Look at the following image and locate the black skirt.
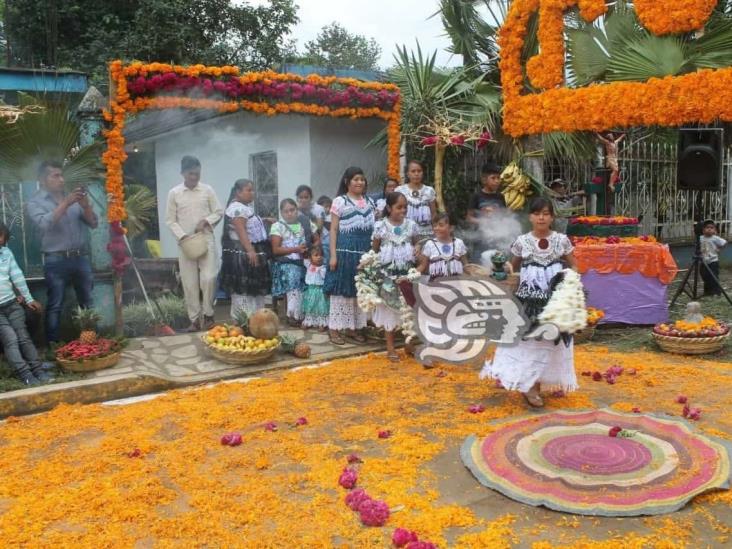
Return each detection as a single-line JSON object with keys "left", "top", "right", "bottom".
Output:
{"left": 220, "top": 238, "right": 272, "bottom": 296}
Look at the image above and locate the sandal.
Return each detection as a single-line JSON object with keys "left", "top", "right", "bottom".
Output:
{"left": 346, "top": 330, "right": 367, "bottom": 344}
{"left": 329, "top": 330, "right": 346, "bottom": 346}
{"left": 387, "top": 352, "right": 400, "bottom": 363}
{"left": 523, "top": 383, "right": 544, "bottom": 408}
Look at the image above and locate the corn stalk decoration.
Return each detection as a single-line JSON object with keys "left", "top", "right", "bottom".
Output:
{"left": 410, "top": 112, "right": 493, "bottom": 212}
{"left": 0, "top": 104, "right": 43, "bottom": 124}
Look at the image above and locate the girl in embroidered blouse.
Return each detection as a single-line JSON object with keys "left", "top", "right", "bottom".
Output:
{"left": 418, "top": 213, "right": 468, "bottom": 281}
{"left": 323, "top": 167, "right": 376, "bottom": 345}
{"left": 375, "top": 178, "right": 399, "bottom": 220}
{"left": 270, "top": 198, "right": 319, "bottom": 327}
{"left": 371, "top": 193, "right": 419, "bottom": 362}
{"left": 480, "top": 198, "right": 578, "bottom": 408}
{"left": 302, "top": 245, "right": 329, "bottom": 330}
{"left": 396, "top": 160, "right": 437, "bottom": 240}
{"left": 220, "top": 179, "right": 272, "bottom": 319}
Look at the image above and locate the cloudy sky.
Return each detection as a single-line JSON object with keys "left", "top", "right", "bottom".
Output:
{"left": 252, "top": 0, "right": 461, "bottom": 68}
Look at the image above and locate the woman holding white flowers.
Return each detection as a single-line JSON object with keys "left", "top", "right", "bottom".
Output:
{"left": 480, "top": 198, "right": 578, "bottom": 408}
{"left": 370, "top": 192, "right": 419, "bottom": 362}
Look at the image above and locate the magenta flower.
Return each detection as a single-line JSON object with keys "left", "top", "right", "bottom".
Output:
{"left": 552, "top": 390, "right": 565, "bottom": 398}
{"left": 378, "top": 430, "right": 392, "bottom": 439}
{"left": 264, "top": 422, "right": 278, "bottom": 432}
{"left": 688, "top": 407, "right": 702, "bottom": 421}
{"left": 392, "top": 528, "right": 419, "bottom": 547}
{"left": 347, "top": 454, "right": 363, "bottom": 464}
{"left": 592, "top": 371, "right": 603, "bottom": 381}
{"left": 682, "top": 404, "right": 691, "bottom": 418}
{"left": 606, "top": 375, "right": 617, "bottom": 385}
{"left": 676, "top": 395, "right": 688, "bottom": 404}
{"left": 339, "top": 467, "right": 358, "bottom": 489}
{"left": 220, "top": 433, "right": 243, "bottom": 446}
{"left": 345, "top": 489, "right": 371, "bottom": 511}
{"left": 450, "top": 135, "right": 466, "bottom": 146}
{"left": 468, "top": 404, "right": 485, "bottom": 414}
{"left": 295, "top": 417, "right": 308, "bottom": 426}
{"left": 421, "top": 136, "right": 438, "bottom": 146}
{"left": 476, "top": 130, "right": 492, "bottom": 149}
{"left": 127, "top": 448, "right": 142, "bottom": 458}
{"left": 607, "top": 365, "right": 624, "bottom": 376}
{"left": 632, "top": 407, "right": 641, "bottom": 413}
{"left": 359, "top": 498, "right": 390, "bottom": 527}
{"left": 608, "top": 426, "right": 623, "bottom": 438}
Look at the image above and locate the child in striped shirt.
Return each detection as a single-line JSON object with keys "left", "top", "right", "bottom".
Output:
{"left": 0, "top": 223, "right": 50, "bottom": 385}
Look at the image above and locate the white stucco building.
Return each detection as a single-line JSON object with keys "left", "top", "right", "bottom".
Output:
{"left": 126, "top": 110, "right": 388, "bottom": 258}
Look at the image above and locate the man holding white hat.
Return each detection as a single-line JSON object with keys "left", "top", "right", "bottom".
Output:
{"left": 165, "top": 155, "right": 223, "bottom": 332}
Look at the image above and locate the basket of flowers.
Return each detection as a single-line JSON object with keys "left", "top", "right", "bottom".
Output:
{"left": 55, "top": 308, "right": 123, "bottom": 372}
{"left": 652, "top": 315, "right": 730, "bottom": 355}
{"left": 574, "top": 307, "right": 605, "bottom": 343}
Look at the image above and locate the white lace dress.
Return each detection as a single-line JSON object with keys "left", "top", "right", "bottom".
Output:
{"left": 370, "top": 218, "right": 417, "bottom": 331}
{"left": 395, "top": 184, "right": 436, "bottom": 239}
{"left": 480, "top": 232, "right": 578, "bottom": 393}
{"left": 421, "top": 238, "right": 467, "bottom": 280}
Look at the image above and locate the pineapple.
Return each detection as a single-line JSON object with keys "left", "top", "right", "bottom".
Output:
{"left": 73, "top": 307, "right": 101, "bottom": 344}
{"left": 232, "top": 308, "right": 250, "bottom": 335}
{"left": 279, "top": 334, "right": 311, "bottom": 359}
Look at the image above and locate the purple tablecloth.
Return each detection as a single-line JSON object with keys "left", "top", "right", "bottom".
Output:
{"left": 582, "top": 270, "right": 669, "bottom": 325}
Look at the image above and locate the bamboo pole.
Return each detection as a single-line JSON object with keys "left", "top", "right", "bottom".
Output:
{"left": 434, "top": 143, "right": 446, "bottom": 212}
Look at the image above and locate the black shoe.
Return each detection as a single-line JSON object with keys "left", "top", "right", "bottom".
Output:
{"left": 20, "top": 373, "right": 41, "bottom": 386}
{"left": 32, "top": 370, "right": 55, "bottom": 383}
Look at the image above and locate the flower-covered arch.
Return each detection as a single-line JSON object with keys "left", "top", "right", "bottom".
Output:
{"left": 500, "top": 0, "right": 732, "bottom": 137}
{"left": 102, "top": 61, "right": 401, "bottom": 222}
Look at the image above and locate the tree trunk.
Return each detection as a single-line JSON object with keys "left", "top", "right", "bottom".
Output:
{"left": 521, "top": 134, "right": 544, "bottom": 187}
{"left": 434, "top": 143, "right": 446, "bottom": 212}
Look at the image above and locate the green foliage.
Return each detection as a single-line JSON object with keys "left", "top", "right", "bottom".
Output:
{"left": 232, "top": 308, "right": 250, "bottom": 333}
{"left": 301, "top": 22, "right": 381, "bottom": 71}
{"left": 122, "top": 295, "right": 189, "bottom": 337}
{"left": 124, "top": 184, "right": 157, "bottom": 239}
{"left": 73, "top": 306, "right": 101, "bottom": 330}
{"left": 566, "top": 0, "right": 732, "bottom": 84}
{"left": 4, "top": 0, "right": 299, "bottom": 89}
{"left": 0, "top": 96, "right": 104, "bottom": 188}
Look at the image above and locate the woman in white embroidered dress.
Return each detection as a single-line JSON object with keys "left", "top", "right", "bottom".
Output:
{"left": 220, "top": 179, "right": 271, "bottom": 318}
{"left": 480, "top": 198, "right": 578, "bottom": 408}
{"left": 323, "top": 167, "right": 376, "bottom": 345}
{"left": 395, "top": 160, "right": 436, "bottom": 240}
{"left": 371, "top": 192, "right": 418, "bottom": 361}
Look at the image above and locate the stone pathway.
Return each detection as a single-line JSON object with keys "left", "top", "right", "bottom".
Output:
{"left": 0, "top": 327, "right": 387, "bottom": 417}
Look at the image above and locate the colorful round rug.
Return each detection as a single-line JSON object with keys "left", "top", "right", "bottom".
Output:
{"left": 461, "top": 409, "right": 732, "bottom": 516}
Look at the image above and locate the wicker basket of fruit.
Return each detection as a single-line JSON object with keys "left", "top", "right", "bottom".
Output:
{"left": 574, "top": 307, "right": 604, "bottom": 344}
{"left": 652, "top": 318, "right": 730, "bottom": 355}
{"left": 55, "top": 308, "right": 123, "bottom": 372}
{"left": 202, "top": 324, "right": 280, "bottom": 365}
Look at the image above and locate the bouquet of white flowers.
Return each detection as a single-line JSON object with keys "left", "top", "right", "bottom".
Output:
{"left": 538, "top": 269, "right": 588, "bottom": 334}
{"left": 355, "top": 251, "right": 421, "bottom": 340}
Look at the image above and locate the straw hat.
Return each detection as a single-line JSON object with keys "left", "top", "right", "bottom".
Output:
{"left": 179, "top": 232, "right": 209, "bottom": 260}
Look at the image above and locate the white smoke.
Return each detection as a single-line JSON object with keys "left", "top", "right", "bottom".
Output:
{"left": 459, "top": 208, "right": 524, "bottom": 267}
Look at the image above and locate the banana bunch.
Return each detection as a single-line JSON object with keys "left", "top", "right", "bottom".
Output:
{"left": 501, "top": 162, "right": 533, "bottom": 211}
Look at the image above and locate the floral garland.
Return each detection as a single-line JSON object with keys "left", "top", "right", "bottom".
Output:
{"left": 499, "top": 0, "right": 732, "bottom": 136}
{"left": 355, "top": 250, "right": 421, "bottom": 342}
{"left": 102, "top": 61, "right": 401, "bottom": 222}
{"left": 633, "top": 0, "right": 717, "bottom": 35}
{"left": 537, "top": 269, "right": 588, "bottom": 334}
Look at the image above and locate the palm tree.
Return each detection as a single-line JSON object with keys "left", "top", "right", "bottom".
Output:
{"left": 566, "top": 0, "right": 732, "bottom": 86}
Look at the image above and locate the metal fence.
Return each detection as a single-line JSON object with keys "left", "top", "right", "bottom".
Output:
{"left": 614, "top": 140, "right": 732, "bottom": 241}
{"left": 538, "top": 139, "right": 732, "bottom": 243}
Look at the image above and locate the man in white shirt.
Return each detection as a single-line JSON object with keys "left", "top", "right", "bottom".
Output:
{"left": 165, "top": 156, "right": 223, "bottom": 331}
